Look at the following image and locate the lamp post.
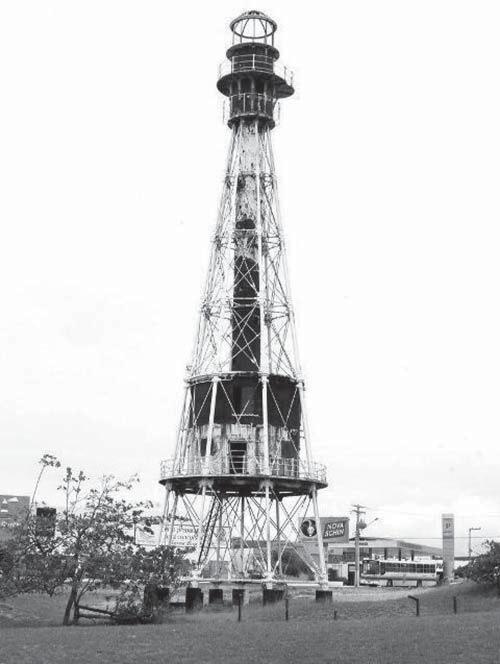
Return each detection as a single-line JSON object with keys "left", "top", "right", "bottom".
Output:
{"left": 468, "top": 527, "right": 481, "bottom": 559}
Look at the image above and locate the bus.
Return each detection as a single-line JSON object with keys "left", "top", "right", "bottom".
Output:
{"left": 361, "top": 558, "right": 443, "bottom": 587}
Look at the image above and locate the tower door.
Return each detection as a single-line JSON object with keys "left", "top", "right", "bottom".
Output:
{"left": 229, "top": 441, "right": 247, "bottom": 474}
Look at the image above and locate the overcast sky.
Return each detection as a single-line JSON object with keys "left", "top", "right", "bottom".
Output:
{"left": 1, "top": 1, "right": 499, "bottom": 555}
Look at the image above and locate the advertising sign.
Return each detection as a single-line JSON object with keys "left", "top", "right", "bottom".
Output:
{"left": 323, "top": 519, "right": 347, "bottom": 540}
{"left": 442, "top": 514, "right": 454, "bottom": 539}
{"left": 135, "top": 524, "right": 160, "bottom": 548}
{"left": 299, "top": 516, "right": 349, "bottom": 543}
{"left": 35, "top": 507, "right": 57, "bottom": 537}
{"left": 441, "top": 513, "right": 455, "bottom": 583}
{"left": 300, "top": 518, "right": 318, "bottom": 538}
{"left": 169, "top": 522, "right": 197, "bottom": 548}
{"left": 135, "top": 521, "right": 197, "bottom": 549}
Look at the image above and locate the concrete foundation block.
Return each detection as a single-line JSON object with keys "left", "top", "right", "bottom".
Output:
{"left": 262, "top": 588, "right": 285, "bottom": 605}
{"left": 315, "top": 590, "right": 333, "bottom": 603}
{"left": 232, "top": 588, "right": 249, "bottom": 606}
{"left": 185, "top": 587, "right": 203, "bottom": 612}
{"left": 208, "top": 588, "right": 224, "bottom": 605}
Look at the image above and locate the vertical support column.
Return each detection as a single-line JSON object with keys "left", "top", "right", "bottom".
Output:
{"left": 264, "top": 129, "right": 304, "bottom": 379}
{"left": 256, "top": 128, "right": 273, "bottom": 375}
{"left": 275, "top": 496, "right": 282, "bottom": 576}
{"left": 263, "top": 480, "right": 273, "bottom": 579}
{"left": 203, "top": 376, "right": 219, "bottom": 474}
{"left": 298, "top": 381, "right": 313, "bottom": 476}
{"left": 216, "top": 496, "right": 223, "bottom": 577}
{"left": 255, "top": 120, "right": 268, "bottom": 376}
{"left": 174, "top": 384, "right": 190, "bottom": 466}
{"left": 166, "top": 492, "right": 179, "bottom": 547}
{"left": 195, "top": 481, "right": 210, "bottom": 569}
{"left": 256, "top": 121, "right": 272, "bottom": 479}
{"left": 310, "top": 484, "right": 327, "bottom": 586}
{"left": 257, "top": 123, "right": 273, "bottom": 586}
{"left": 193, "top": 126, "right": 240, "bottom": 376}
{"left": 240, "top": 495, "right": 245, "bottom": 575}
{"left": 179, "top": 388, "right": 191, "bottom": 469}
{"left": 261, "top": 375, "right": 270, "bottom": 474}
{"left": 159, "top": 484, "right": 171, "bottom": 545}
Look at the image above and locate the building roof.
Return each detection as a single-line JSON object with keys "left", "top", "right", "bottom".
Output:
{"left": 0, "top": 495, "right": 30, "bottom": 522}
{"left": 326, "top": 536, "right": 442, "bottom": 556}
{"left": 0, "top": 495, "right": 30, "bottom": 543}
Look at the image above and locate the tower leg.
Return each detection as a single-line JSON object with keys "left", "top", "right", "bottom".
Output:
{"left": 216, "top": 495, "right": 223, "bottom": 577}
{"left": 264, "top": 481, "right": 273, "bottom": 580}
{"left": 159, "top": 485, "right": 171, "bottom": 546}
{"left": 195, "top": 482, "right": 209, "bottom": 572}
{"left": 275, "top": 497, "right": 282, "bottom": 576}
{"left": 240, "top": 495, "right": 245, "bottom": 576}
{"left": 166, "top": 492, "right": 179, "bottom": 547}
{"left": 311, "top": 484, "right": 328, "bottom": 586}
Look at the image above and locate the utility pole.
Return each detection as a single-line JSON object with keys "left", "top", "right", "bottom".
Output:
{"left": 351, "top": 504, "right": 366, "bottom": 588}
{"left": 468, "top": 526, "right": 481, "bottom": 559}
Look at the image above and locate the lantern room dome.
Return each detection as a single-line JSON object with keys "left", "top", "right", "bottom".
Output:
{"left": 230, "top": 10, "right": 278, "bottom": 45}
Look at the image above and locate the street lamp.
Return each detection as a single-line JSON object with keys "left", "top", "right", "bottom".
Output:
{"left": 468, "top": 526, "right": 481, "bottom": 559}
{"left": 352, "top": 507, "right": 379, "bottom": 588}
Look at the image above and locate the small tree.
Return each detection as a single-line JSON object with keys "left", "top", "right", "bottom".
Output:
{"left": 114, "top": 545, "right": 187, "bottom": 623}
{"left": 57, "top": 469, "right": 151, "bottom": 625}
{"left": 1, "top": 456, "right": 185, "bottom": 625}
{"left": 460, "top": 540, "right": 500, "bottom": 587}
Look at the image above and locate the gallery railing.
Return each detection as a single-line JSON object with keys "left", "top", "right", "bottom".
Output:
{"left": 160, "top": 453, "right": 326, "bottom": 484}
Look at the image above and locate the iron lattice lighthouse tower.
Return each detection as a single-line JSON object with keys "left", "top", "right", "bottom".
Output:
{"left": 160, "top": 10, "right": 328, "bottom": 587}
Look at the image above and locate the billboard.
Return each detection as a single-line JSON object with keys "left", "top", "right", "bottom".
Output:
{"left": 135, "top": 521, "right": 197, "bottom": 549}
{"left": 442, "top": 514, "right": 454, "bottom": 539}
{"left": 0, "top": 495, "right": 30, "bottom": 524}
{"left": 299, "top": 516, "right": 349, "bottom": 543}
{"left": 36, "top": 507, "right": 57, "bottom": 537}
{"left": 168, "top": 522, "right": 197, "bottom": 548}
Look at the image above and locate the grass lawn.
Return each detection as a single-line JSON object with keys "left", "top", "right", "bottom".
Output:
{"left": 1, "top": 612, "right": 499, "bottom": 664}
{"left": 0, "top": 590, "right": 118, "bottom": 629}
{"left": 1, "top": 582, "right": 499, "bottom": 663}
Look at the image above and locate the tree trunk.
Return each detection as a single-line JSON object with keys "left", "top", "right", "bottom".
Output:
{"left": 143, "top": 583, "right": 170, "bottom": 624}
{"left": 62, "top": 580, "right": 78, "bottom": 626}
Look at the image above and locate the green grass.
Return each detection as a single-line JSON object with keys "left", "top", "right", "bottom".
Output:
{"left": 1, "top": 612, "right": 499, "bottom": 664}
{"left": 1, "top": 582, "right": 499, "bottom": 664}
{"left": 0, "top": 589, "right": 118, "bottom": 629}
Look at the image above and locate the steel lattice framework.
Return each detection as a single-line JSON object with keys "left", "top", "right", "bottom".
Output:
{"left": 159, "top": 10, "right": 328, "bottom": 588}
{"left": 192, "top": 125, "right": 298, "bottom": 379}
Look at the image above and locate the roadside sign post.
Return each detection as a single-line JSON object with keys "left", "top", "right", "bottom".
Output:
{"left": 408, "top": 595, "right": 420, "bottom": 617}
